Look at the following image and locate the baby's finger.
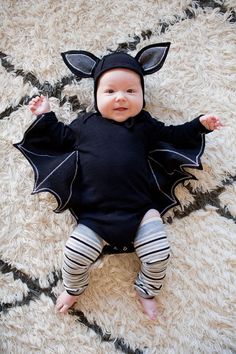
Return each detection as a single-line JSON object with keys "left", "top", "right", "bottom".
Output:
{"left": 213, "top": 116, "right": 221, "bottom": 123}
{"left": 55, "top": 302, "right": 63, "bottom": 311}
{"left": 29, "top": 104, "right": 37, "bottom": 110}
{"left": 217, "top": 123, "right": 224, "bottom": 129}
{"left": 29, "top": 102, "right": 36, "bottom": 109}
{"left": 39, "top": 95, "right": 45, "bottom": 101}
{"left": 29, "top": 97, "right": 39, "bottom": 105}
{"left": 29, "top": 103, "right": 38, "bottom": 110}
{"left": 28, "top": 99, "right": 35, "bottom": 106}
{"left": 29, "top": 100, "right": 36, "bottom": 106}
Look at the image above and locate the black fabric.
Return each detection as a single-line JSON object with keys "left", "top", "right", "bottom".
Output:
{"left": 14, "top": 110, "right": 210, "bottom": 249}
{"left": 93, "top": 52, "right": 144, "bottom": 81}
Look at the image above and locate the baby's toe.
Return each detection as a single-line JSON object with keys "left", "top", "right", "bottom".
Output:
{"left": 55, "top": 302, "right": 62, "bottom": 311}
{"left": 59, "top": 304, "right": 69, "bottom": 314}
{"left": 149, "top": 309, "right": 158, "bottom": 321}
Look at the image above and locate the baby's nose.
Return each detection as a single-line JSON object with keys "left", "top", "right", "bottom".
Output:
{"left": 115, "top": 91, "right": 126, "bottom": 100}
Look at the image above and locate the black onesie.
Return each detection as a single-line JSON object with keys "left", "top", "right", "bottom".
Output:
{"left": 14, "top": 110, "right": 210, "bottom": 249}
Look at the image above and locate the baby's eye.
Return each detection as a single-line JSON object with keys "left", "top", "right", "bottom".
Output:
{"left": 127, "top": 89, "right": 135, "bottom": 93}
{"left": 105, "top": 89, "right": 114, "bottom": 94}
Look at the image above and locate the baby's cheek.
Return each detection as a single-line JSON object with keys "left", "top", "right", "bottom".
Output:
{"left": 97, "top": 99, "right": 111, "bottom": 116}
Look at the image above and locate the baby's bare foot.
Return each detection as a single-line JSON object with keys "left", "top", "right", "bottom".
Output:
{"left": 137, "top": 294, "right": 158, "bottom": 320}
{"left": 56, "top": 290, "right": 78, "bottom": 314}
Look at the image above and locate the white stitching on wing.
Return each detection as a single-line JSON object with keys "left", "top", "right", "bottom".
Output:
{"left": 55, "top": 150, "right": 79, "bottom": 211}
{"left": 20, "top": 146, "right": 59, "bottom": 158}
{"left": 148, "top": 159, "right": 175, "bottom": 202}
{"left": 149, "top": 136, "right": 204, "bottom": 172}
{"left": 17, "top": 144, "right": 78, "bottom": 211}
{"left": 16, "top": 114, "right": 79, "bottom": 211}
{"left": 35, "top": 151, "right": 79, "bottom": 212}
{"left": 148, "top": 135, "right": 205, "bottom": 214}
{"left": 33, "top": 152, "right": 76, "bottom": 190}
{"left": 148, "top": 150, "right": 197, "bottom": 176}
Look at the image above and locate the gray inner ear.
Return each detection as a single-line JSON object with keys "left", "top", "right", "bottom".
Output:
{"left": 138, "top": 47, "right": 166, "bottom": 71}
{"left": 66, "top": 53, "right": 97, "bottom": 75}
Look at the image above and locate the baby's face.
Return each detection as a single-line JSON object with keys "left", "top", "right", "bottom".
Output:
{"left": 96, "top": 68, "right": 143, "bottom": 122}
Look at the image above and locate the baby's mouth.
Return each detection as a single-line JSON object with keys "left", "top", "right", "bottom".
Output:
{"left": 114, "top": 107, "right": 128, "bottom": 111}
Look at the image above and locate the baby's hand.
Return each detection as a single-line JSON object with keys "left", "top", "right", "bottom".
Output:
{"left": 200, "top": 115, "right": 223, "bottom": 131}
{"left": 29, "top": 95, "right": 51, "bottom": 116}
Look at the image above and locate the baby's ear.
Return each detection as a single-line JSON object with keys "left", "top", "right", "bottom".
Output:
{"left": 61, "top": 50, "right": 99, "bottom": 77}
{"left": 135, "top": 42, "right": 170, "bottom": 75}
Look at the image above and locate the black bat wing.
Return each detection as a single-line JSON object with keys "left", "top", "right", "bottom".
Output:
{"left": 148, "top": 134, "right": 205, "bottom": 215}
{"left": 14, "top": 120, "right": 80, "bottom": 213}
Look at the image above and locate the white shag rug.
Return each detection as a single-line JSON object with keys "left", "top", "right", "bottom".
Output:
{"left": 0, "top": 1, "right": 236, "bottom": 353}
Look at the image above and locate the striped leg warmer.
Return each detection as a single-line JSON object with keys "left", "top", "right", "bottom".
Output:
{"left": 134, "top": 214, "right": 170, "bottom": 298}
{"left": 62, "top": 224, "right": 104, "bottom": 296}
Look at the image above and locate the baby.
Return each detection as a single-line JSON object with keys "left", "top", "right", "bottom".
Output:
{"left": 17, "top": 43, "right": 222, "bottom": 320}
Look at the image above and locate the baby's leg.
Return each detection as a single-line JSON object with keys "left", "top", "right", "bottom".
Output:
{"left": 56, "top": 224, "right": 104, "bottom": 314}
{"left": 134, "top": 209, "right": 170, "bottom": 320}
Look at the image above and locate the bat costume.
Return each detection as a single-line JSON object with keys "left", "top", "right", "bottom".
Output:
{"left": 14, "top": 43, "right": 211, "bottom": 299}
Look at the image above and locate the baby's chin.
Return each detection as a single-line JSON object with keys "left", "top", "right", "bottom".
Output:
{"left": 102, "top": 109, "right": 142, "bottom": 122}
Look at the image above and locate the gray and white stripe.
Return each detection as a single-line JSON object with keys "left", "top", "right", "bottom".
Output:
{"left": 134, "top": 216, "right": 170, "bottom": 298}
{"left": 62, "top": 224, "right": 104, "bottom": 295}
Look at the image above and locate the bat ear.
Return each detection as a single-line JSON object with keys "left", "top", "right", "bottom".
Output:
{"left": 61, "top": 50, "right": 99, "bottom": 77}
{"left": 135, "top": 42, "right": 170, "bottom": 75}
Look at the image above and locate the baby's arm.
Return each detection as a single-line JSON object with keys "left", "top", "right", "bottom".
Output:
{"left": 27, "top": 95, "right": 77, "bottom": 150}
{"left": 29, "top": 95, "right": 51, "bottom": 116}
{"left": 199, "top": 115, "right": 223, "bottom": 131}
